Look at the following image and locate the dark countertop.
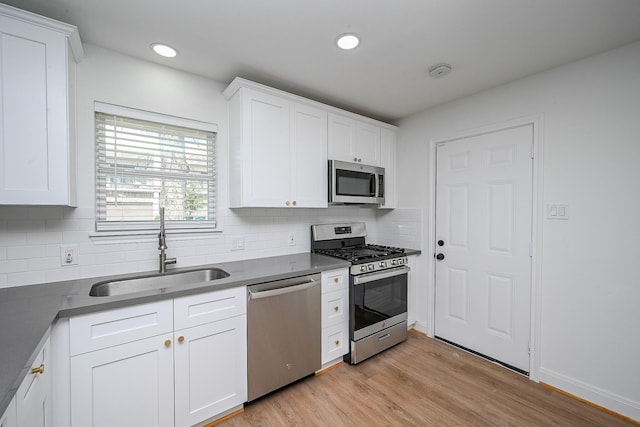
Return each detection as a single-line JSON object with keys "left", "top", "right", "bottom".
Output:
{"left": 0, "top": 253, "right": 351, "bottom": 416}
{"left": 404, "top": 249, "right": 421, "bottom": 257}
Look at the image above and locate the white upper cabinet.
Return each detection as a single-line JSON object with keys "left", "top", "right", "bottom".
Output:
{"left": 328, "top": 113, "right": 381, "bottom": 166}
{"left": 0, "top": 5, "right": 83, "bottom": 206}
{"left": 225, "top": 77, "right": 398, "bottom": 209}
{"left": 226, "top": 80, "right": 328, "bottom": 208}
{"left": 379, "top": 127, "right": 397, "bottom": 209}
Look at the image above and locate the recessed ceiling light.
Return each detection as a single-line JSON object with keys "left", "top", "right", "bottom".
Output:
{"left": 151, "top": 43, "right": 177, "bottom": 58}
{"left": 336, "top": 33, "right": 360, "bottom": 50}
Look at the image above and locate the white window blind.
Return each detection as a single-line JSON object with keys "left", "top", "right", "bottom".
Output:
{"left": 95, "top": 105, "right": 217, "bottom": 232}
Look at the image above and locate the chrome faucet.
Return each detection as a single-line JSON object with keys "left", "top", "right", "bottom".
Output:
{"left": 158, "top": 207, "right": 177, "bottom": 273}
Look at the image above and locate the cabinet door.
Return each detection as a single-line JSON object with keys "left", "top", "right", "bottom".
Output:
{"left": 241, "top": 88, "right": 291, "bottom": 207}
{"left": 352, "top": 121, "right": 381, "bottom": 166}
{"left": 70, "top": 333, "right": 174, "bottom": 427}
{"left": 290, "top": 102, "right": 327, "bottom": 208}
{"left": 321, "top": 323, "right": 349, "bottom": 365}
{"left": 328, "top": 113, "right": 381, "bottom": 166}
{"left": 0, "top": 397, "right": 16, "bottom": 427}
{"left": 327, "top": 113, "right": 353, "bottom": 163}
{"left": 379, "top": 127, "right": 396, "bottom": 208}
{"left": 322, "top": 288, "right": 348, "bottom": 329}
{"left": 0, "top": 15, "right": 73, "bottom": 205}
{"left": 174, "top": 316, "right": 247, "bottom": 427}
{"left": 15, "top": 338, "right": 51, "bottom": 427}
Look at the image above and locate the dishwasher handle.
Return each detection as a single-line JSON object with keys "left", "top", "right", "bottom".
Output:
{"left": 248, "top": 279, "right": 319, "bottom": 300}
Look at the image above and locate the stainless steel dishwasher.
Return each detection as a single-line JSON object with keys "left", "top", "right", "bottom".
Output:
{"left": 247, "top": 273, "right": 321, "bottom": 401}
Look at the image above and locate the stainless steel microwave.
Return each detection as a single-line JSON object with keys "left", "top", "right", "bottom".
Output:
{"left": 329, "top": 160, "right": 385, "bottom": 205}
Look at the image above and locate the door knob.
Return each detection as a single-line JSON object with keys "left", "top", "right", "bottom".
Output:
{"left": 436, "top": 253, "right": 445, "bottom": 260}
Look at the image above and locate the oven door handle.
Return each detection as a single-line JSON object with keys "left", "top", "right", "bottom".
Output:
{"left": 353, "top": 266, "right": 410, "bottom": 285}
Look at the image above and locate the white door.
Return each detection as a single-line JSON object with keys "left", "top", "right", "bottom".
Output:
{"left": 434, "top": 124, "right": 533, "bottom": 372}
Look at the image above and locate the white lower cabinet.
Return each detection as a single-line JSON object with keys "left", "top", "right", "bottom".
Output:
{"left": 70, "top": 333, "right": 175, "bottom": 427}
{"left": 16, "top": 336, "right": 51, "bottom": 427}
{"left": 174, "top": 316, "right": 246, "bottom": 427}
{"left": 320, "top": 268, "right": 349, "bottom": 367}
{"left": 69, "top": 287, "right": 247, "bottom": 427}
{"left": 0, "top": 396, "right": 16, "bottom": 427}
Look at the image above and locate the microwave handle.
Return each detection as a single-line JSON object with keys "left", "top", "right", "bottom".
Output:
{"left": 370, "top": 173, "right": 377, "bottom": 197}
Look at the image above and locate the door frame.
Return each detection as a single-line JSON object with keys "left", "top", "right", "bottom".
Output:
{"left": 426, "top": 115, "right": 544, "bottom": 380}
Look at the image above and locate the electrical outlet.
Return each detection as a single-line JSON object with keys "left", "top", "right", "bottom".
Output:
{"left": 288, "top": 232, "right": 296, "bottom": 246}
{"left": 231, "top": 237, "right": 245, "bottom": 251}
{"left": 60, "top": 244, "right": 78, "bottom": 266}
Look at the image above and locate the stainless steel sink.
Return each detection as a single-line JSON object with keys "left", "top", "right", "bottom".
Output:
{"left": 89, "top": 268, "right": 230, "bottom": 297}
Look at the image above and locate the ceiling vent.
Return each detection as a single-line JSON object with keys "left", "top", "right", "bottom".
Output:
{"left": 428, "top": 63, "right": 452, "bottom": 78}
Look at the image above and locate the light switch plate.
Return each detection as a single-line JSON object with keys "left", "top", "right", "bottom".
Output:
{"left": 231, "top": 236, "right": 245, "bottom": 251}
{"left": 547, "top": 203, "right": 569, "bottom": 220}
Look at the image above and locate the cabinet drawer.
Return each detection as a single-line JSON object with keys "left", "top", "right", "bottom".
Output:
{"left": 321, "top": 288, "right": 348, "bottom": 329}
{"left": 69, "top": 300, "right": 173, "bottom": 356}
{"left": 321, "top": 323, "right": 348, "bottom": 364}
{"left": 174, "top": 286, "right": 246, "bottom": 330}
{"left": 321, "top": 268, "right": 348, "bottom": 294}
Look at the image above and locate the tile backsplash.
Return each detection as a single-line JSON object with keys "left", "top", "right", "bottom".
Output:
{"left": 376, "top": 208, "right": 423, "bottom": 251}
{"left": 0, "top": 206, "right": 423, "bottom": 288}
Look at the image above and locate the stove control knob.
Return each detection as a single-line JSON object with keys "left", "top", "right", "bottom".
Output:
{"left": 391, "top": 259, "right": 397, "bottom": 265}
{"left": 368, "top": 264, "right": 374, "bottom": 271}
{"left": 360, "top": 265, "right": 367, "bottom": 272}
{"left": 379, "top": 261, "right": 386, "bottom": 268}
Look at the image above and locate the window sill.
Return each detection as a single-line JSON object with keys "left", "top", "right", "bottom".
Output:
{"left": 89, "top": 228, "right": 223, "bottom": 245}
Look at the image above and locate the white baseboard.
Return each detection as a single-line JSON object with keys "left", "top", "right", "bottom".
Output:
{"left": 410, "top": 320, "right": 428, "bottom": 335}
{"left": 538, "top": 367, "right": 640, "bottom": 422}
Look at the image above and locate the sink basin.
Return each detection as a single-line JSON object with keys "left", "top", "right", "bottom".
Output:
{"left": 89, "top": 268, "right": 230, "bottom": 297}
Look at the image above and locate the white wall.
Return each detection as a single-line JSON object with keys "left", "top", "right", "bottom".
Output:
{"left": 0, "top": 44, "right": 379, "bottom": 287}
{"left": 397, "top": 41, "right": 640, "bottom": 419}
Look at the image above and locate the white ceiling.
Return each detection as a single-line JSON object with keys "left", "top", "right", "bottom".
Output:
{"left": 6, "top": 0, "right": 640, "bottom": 123}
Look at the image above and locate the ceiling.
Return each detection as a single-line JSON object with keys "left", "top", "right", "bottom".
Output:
{"left": 5, "top": 0, "right": 640, "bottom": 123}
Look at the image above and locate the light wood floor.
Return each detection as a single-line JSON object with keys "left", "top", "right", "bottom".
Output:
{"left": 218, "top": 332, "right": 636, "bottom": 427}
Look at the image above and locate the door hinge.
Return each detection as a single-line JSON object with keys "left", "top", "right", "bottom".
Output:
{"left": 530, "top": 143, "right": 534, "bottom": 159}
{"left": 529, "top": 243, "right": 533, "bottom": 257}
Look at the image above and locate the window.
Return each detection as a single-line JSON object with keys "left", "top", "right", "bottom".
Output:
{"left": 95, "top": 103, "right": 217, "bottom": 232}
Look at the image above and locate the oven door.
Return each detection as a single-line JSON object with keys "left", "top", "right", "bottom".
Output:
{"left": 351, "top": 266, "right": 409, "bottom": 341}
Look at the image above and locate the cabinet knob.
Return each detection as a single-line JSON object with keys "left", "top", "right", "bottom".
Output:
{"left": 285, "top": 200, "right": 290, "bottom": 206}
{"left": 335, "top": 340, "right": 340, "bottom": 346}
{"left": 333, "top": 277, "right": 339, "bottom": 283}
{"left": 358, "top": 158, "right": 362, "bottom": 162}
{"left": 353, "top": 157, "right": 358, "bottom": 162}
{"left": 164, "top": 339, "right": 171, "bottom": 347}
{"left": 292, "top": 200, "right": 297, "bottom": 206}
{"left": 31, "top": 364, "right": 45, "bottom": 375}
{"left": 334, "top": 306, "right": 339, "bottom": 312}
{"left": 178, "top": 336, "right": 185, "bottom": 343}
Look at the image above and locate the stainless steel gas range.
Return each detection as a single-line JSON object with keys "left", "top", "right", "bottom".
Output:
{"left": 311, "top": 223, "right": 409, "bottom": 364}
